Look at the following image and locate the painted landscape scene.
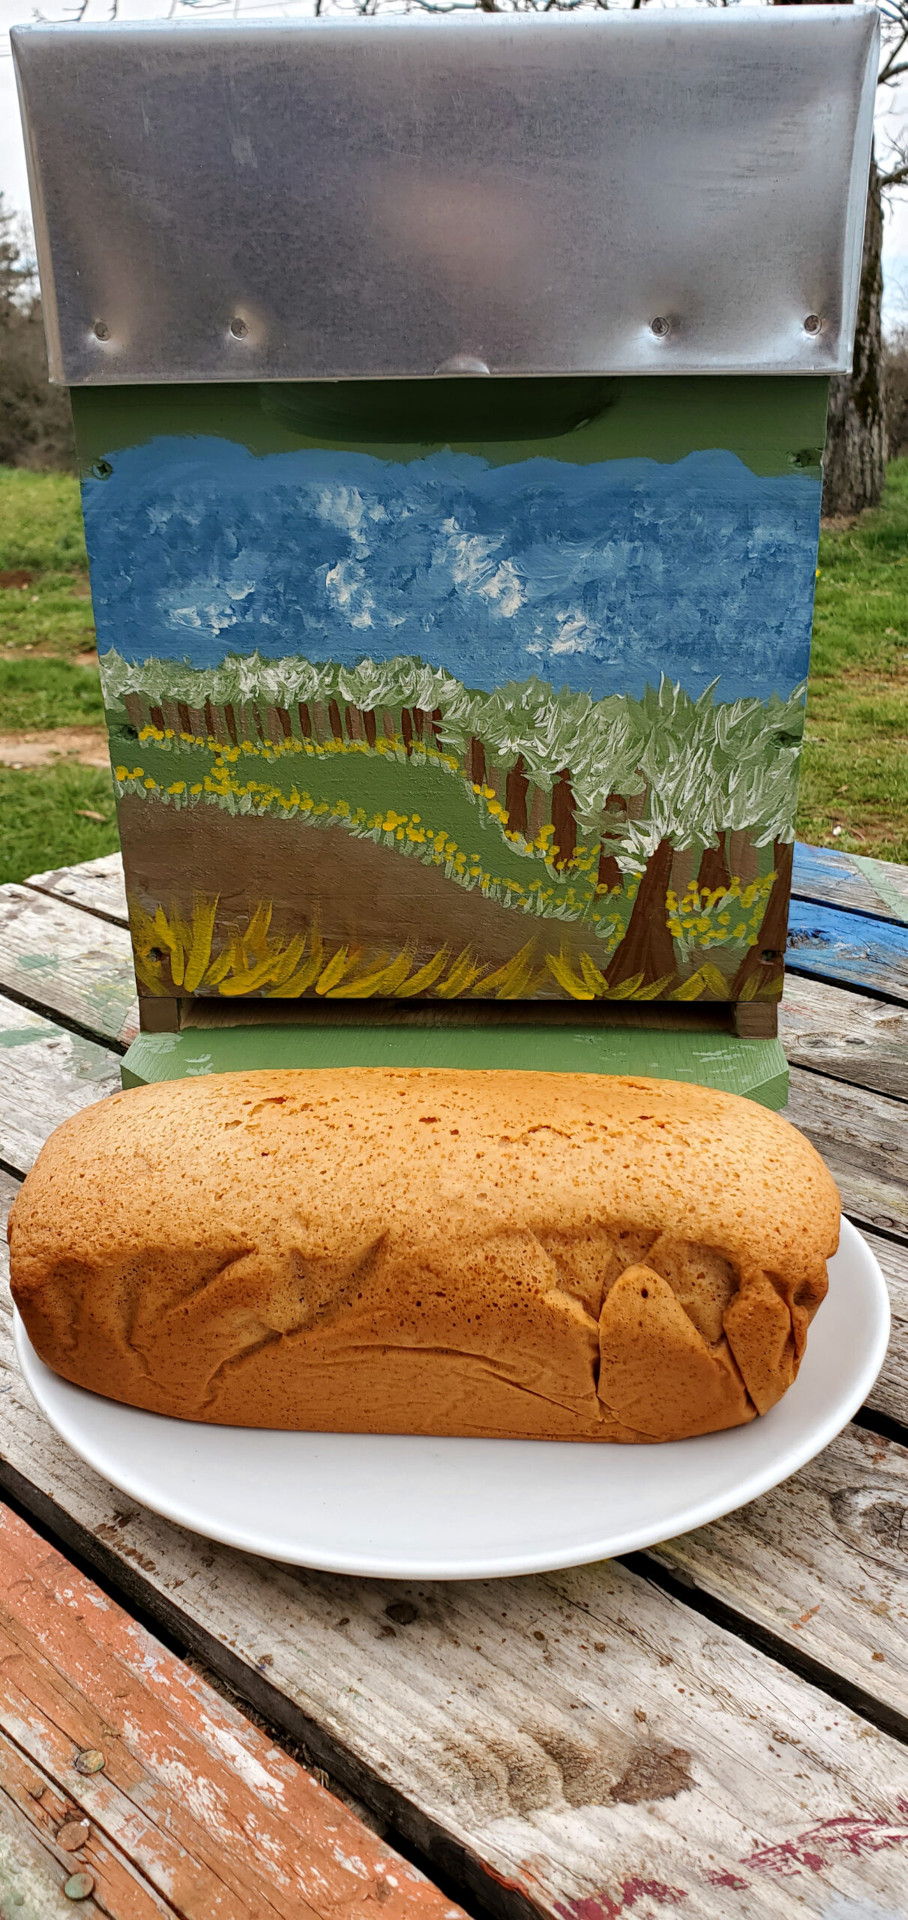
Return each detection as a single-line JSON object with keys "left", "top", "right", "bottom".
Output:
{"left": 85, "top": 435, "right": 822, "bottom": 1005}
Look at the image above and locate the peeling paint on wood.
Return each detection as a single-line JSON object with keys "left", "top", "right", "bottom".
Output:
{"left": 0, "top": 1502, "right": 467, "bottom": 1919}
{"left": 24, "top": 854, "right": 129, "bottom": 928}
{"left": 786, "top": 900, "right": 908, "bottom": 1005}
{"left": 0, "top": 994, "right": 120, "bottom": 1175}
{"left": 792, "top": 844, "right": 908, "bottom": 927}
{"left": 0, "top": 886, "right": 137, "bottom": 1047}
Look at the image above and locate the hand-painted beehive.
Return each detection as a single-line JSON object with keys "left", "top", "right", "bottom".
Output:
{"left": 14, "top": 8, "right": 877, "bottom": 1037}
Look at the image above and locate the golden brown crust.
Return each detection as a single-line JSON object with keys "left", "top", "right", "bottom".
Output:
{"left": 8, "top": 1070, "right": 840, "bottom": 1440}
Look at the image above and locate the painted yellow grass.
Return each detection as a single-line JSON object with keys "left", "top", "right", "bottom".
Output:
{"left": 130, "top": 895, "right": 556, "bottom": 1001}
{"left": 130, "top": 894, "right": 776, "bottom": 1004}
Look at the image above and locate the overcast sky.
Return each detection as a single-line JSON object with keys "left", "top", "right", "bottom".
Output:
{"left": 2, "top": 0, "right": 907, "bottom": 331}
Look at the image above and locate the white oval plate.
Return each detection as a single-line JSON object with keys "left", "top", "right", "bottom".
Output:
{"left": 14, "top": 1217, "right": 890, "bottom": 1581}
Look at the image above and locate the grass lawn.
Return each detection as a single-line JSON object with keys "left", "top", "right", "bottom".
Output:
{"left": 0, "top": 458, "right": 906, "bottom": 887}
{"left": 801, "top": 458, "right": 908, "bottom": 866}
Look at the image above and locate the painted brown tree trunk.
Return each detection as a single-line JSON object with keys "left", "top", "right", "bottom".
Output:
{"left": 149, "top": 704, "right": 165, "bottom": 732}
{"left": 430, "top": 708, "right": 444, "bottom": 749}
{"left": 412, "top": 707, "right": 427, "bottom": 742}
{"left": 505, "top": 755, "right": 530, "bottom": 836}
{"left": 551, "top": 772, "right": 577, "bottom": 868}
{"left": 223, "top": 703, "right": 238, "bottom": 746}
{"left": 626, "top": 787, "right": 648, "bottom": 823}
{"left": 382, "top": 709, "right": 396, "bottom": 744}
{"left": 697, "top": 831, "right": 731, "bottom": 896}
{"left": 468, "top": 737, "right": 486, "bottom": 788}
{"left": 345, "top": 705, "right": 364, "bottom": 742}
{"left": 177, "top": 700, "right": 192, "bottom": 736}
{"left": 599, "top": 791, "right": 629, "bottom": 891}
{"left": 297, "top": 703, "right": 313, "bottom": 741}
{"left": 276, "top": 706, "right": 292, "bottom": 741}
{"left": 605, "top": 837, "right": 677, "bottom": 992}
{"left": 123, "top": 693, "right": 145, "bottom": 735}
{"left": 401, "top": 709, "right": 414, "bottom": 757}
{"left": 203, "top": 698, "right": 218, "bottom": 741}
{"left": 528, "top": 783, "right": 547, "bottom": 843}
{"left": 730, "top": 840, "right": 794, "bottom": 1000}
{"left": 670, "top": 847, "right": 696, "bottom": 906}
{"left": 328, "top": 699, "right": 344, "bottom": 743}
{"left": 364, "top": 708, "right": 377, "bottom": 748}
{"left": 728, "top": 828, "right": 760, "bottom": 888}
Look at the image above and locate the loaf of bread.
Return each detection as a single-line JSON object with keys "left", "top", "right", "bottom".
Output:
{"left": 8, "top": 1070, "right": 839, "bottom": 1442}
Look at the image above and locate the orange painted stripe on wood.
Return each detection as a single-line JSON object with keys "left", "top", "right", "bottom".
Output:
{"left": 0, "top": 1503, "right": 467, "bottom": 1920}
{"left": 1, "top": 1725, "right": 173, "bottom": 1917}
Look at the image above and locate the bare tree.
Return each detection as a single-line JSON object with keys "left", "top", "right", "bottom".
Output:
{"left": 0, "top": 195, "right": 74, "bottom": 469}
{"left": 771, "top": 0, "right": 907, "bottom": 516}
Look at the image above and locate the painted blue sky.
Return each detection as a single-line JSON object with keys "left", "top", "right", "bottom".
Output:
{"left": 82, "top": 437, "right": 821, "bottom": 703}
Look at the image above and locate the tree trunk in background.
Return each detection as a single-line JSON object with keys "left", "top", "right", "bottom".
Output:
{"left": 772, "top": 1, "right": 886, "bottom": 517}
{"left": 551, "top": 771, "right": 577, "bottom": 868}
{"left": 697, "top": 831, "right": 731, "bottom": 896}
{"left": 822, "top": 157, "right": 886, "bottom": 517}
{"left": 505, "top": 755, "right": 529, "bottom": 836}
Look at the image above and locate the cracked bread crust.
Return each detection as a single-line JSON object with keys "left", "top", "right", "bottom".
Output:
{"left": 8, "top": 1069, "right": 840, "bottom": 1441}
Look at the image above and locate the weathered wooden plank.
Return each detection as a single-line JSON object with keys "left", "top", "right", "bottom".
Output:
{"left": 0, "top": 1502, "right": 466, "bottom": 1920}
{"left": 0, "top": 1725, "right": 175, "bottom": 1918}
{"left": 0, "top": 995, "right": 120, "bottom": 1176}
{"left": 779, "top": 971, "right": 908, "bottom": 1101}
{"left": 2, "top": 1208, "right": 908, "bottom": 1917}
{"left": 786, "top": 897, "right": 908, "bottom": 1004}
{"left": 786, "top": 1066, "right": 908, "bottom": 1238}
{"left": 650, "top": 1421, "right": 908, "bottom": 1730}
{"left": 0, "top": 885, "right": 137, "bottom": 1048}
{"left": 0, "top": 1781, "right": 108, "bottom": 1919}
{"left": 792, "top": 841, "right": 908, "bottom": 926}
{"left": 863, "top": 1229, "right": 908, "bottom": 1427}
{"left": 24, "top": 852, "right": 129, "bottom": 928}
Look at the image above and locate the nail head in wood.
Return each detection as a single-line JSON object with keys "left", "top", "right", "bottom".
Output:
{"left": 57, "top": 1820, "right": 91, "bottom": 1851}
{"left": 64, "top": 1871, "right": 96, "bottom": 1900}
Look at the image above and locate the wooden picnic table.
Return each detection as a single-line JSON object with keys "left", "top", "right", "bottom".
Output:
{"left": 1, "top": 841, "right": 907, "bottom": 1919}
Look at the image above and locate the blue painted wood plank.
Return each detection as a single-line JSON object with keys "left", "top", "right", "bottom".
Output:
{"left": 792, "top": 842, "right": 908, "bottom": 925}
{"left": 786, "top": 896, "right": 908, "bottom": 1003}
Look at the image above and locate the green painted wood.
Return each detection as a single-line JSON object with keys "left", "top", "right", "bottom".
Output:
{"left": 121, "top": 1025, "right": 789, "bottom": 1108}
{"left": 71, "top": 376, "right": 828, "bottom": 477}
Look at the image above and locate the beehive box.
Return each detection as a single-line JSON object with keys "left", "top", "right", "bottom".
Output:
{"left": 14, "top": 9, "right": 877, "bottom": 1085}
